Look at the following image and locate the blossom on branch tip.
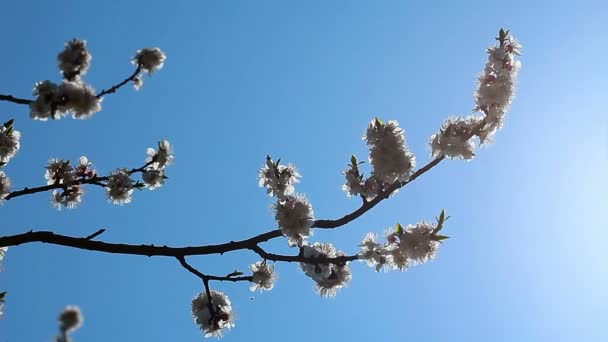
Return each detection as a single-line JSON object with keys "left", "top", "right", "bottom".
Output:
{"left": 133, "top": 48, "right": 166, "bottom": 73}
{"left": 192, "top": 290, "right": 235, "bottom": 338}
{"left": 259, "top": 156, "right": 301, "bottom": 200}
{"left": 146, "top": 140, "right": 174, "bottom": 170}
{"left": 473, "top": 31, "right": 521, "bottom": 143}
{"left": 364, "top": 118, "right": 415, "bottom": 185}
{"left": 274, "top": 194, "right": 314, "bottom": 246}
{"left": 0, "top": 171, "right": 10, "bottom": 203}
{"left": 106, "top": 169, "right": 134, "bottom": 205}
{"left": 57, "top": 39, "right": 91, "bottom": 81}
{"left": 250, "top": 261, "right": 277, "bottom": 292}
{"left": 58, "top": 305, "right": 83, "bottom": 333}
{"left": 0, "top": 124, "right": 20, "bottom": 164}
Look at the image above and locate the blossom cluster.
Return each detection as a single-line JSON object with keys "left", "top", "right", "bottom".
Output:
{"left": 259, "top": 156, "right": 315, "bottom": 246}
{"left": 359, "top": 211, "right": 450, "bottom": 272}
{"left": 0, "top": 119, "right": 21, "bottom": 203}
{"left": 341, "top": 119, "right": 415, "bottom": 201}
{"left": 300, "top": 242, "right": 352, "bottom": 297}
{"left": 29, "top": 39, "right": 165, "bottom": 120}
{"left": 430, "top": 29, "right": 521, "bottom": 159}
{"left": 192, "top": 290, "right": 235, "bottom": 338}
{"left": 57, "top": 305, "right": 84, "bottom": 342}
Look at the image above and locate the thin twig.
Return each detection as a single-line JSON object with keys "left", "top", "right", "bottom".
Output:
{"left": 84, "top": 229, "right": 105, "bottom": 240}
{"left": 96, "top": 65, "right": 141, "bottom": 98}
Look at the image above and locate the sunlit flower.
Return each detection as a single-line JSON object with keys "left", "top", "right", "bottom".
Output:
{"left": 274, "top": 194, "right": 314, "bottom": 246}
{"left": 0, "top": 171, "right": 10, "bottom": 203}
{"left": 0, "top": 126, "right": 20, "bottom": 164}
{"left": 250, "top": 261, "right": 277, "bottom": 292}
{"left": 430, "top": 116, "right": 482, "bottom": 160}
{"left": 192, "top": 290, "right": 235, "bottom": 338}
{"left": 133, "top": 48, "right": 166, "bottom": 73}
{"left": 57, "top": 39, "right": 91, "bottom": 80}
{"left": 259, "top": 156, "right": 301, "bottom": 200}
{"left": 146, "top": 140, "right": 174, "bottom": 169}
{"left": 106, "top": 169, "right": 134, "bottom": 205}
{"left": 45, "top": 158, "right": 75, "bottom": 185}
{"left": 364, "top": 118, "right": 415, "bottom": 184}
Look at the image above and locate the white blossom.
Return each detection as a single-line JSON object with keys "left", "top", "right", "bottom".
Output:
{"left": 58, "top": 306, "right": 83, "bottom": 333}
{"left": 57, "top": 39, "right": 91, "bottom": 80}
{"left": 300, "top": 243, "right": 336, "bottom": 280}
{"left": 133, "top": 48, "right": 166, "bottom": 73}
{"left": 364, "top": 118, "right": 415, "bottom": 184}
{"left": 51, "top": 186, "right": 84, "bottom": 210}
{"left": 300, "top": 243, "right": 351, "bottom": 297}
{"left": 0, "top": 171, "right": 10, "bottom": 203}
{"left": 106, "top": 169, "right": 134, "bottom": 205}
{"left": 430, "top": 116, "right": 482, "bottom": 160}
{"left": 133, "top": 75, "right": 143, "bottom": 90}
{"left": 250, "top": 261, "right": 277, "bottom": 292}
{"left": 75, "top": 156, "right": 95, "bottom": 178}
{"left": 0, "top": 126, "right": 20, "bottom": 164}
{"left": 29, "top": 80, "right": 61, "bottom": 120}
{"left": 259, "top": 156, "right": 301, "bottom": 200}
{"left": 192, "top": 290, "right": 235, "bottom": 338}
{"left": 45, "top": 158, "right": 75, "bottom": 185}
{"left": 359, "top": 233, "right": 389, "bottom": 272}
{"left": 146, "top": 140, "right": 174, "bottom": 169}
{"left": 29, "top": 80, "right": 101, "bottom": 120}
{"left": 142, "top": 168, "right": 165, "bottom": 190}
{"left": 399, "top": 222, "right": 440, "bottom": 265}
{"left": 274, "top": 194, "right": 314, "bottom": 246}
{"left": 58, "top": 81, "right": 102, "bottom": 119}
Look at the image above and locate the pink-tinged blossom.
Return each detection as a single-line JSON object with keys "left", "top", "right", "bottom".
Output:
{"left": 364, "top": 118, "right": 415, "bottom": 185}
{"left": 192, "top": 290, "right": 235, "bottom": 338}
{"left": 57, "top": 39, "right": 91, "bottom": 81}
{"left": 474, "top": 32, "right": 521, "bottom": 143}
{"left": 133, "top": 48, "right": 166, "bottom": 73}
{"left": 274, "top": 194, "right": 314, "bottom": 246}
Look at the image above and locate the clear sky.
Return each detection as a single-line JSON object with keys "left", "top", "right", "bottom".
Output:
{"left": 0, "top": 1, "right": 606, "bottom": 341}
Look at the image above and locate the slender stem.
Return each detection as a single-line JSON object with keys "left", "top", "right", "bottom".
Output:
{"left": 96, "top": 65, "right": 141, "bottom": 98}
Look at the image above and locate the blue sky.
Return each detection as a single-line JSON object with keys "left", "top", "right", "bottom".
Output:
{"left": 1, "top": 1, "right": 606, "bottom": 341}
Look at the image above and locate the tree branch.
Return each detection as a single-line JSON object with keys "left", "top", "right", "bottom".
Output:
{"left": 96, "top": 65, "right": 142, "bottom": 98}
{"left": 0, "top": 94, "right": 32, "bottom": 105}
{"left": 4, "top": 160, "right": 153, "bottom": 201}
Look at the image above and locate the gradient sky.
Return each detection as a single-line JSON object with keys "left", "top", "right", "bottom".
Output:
{"left": 0, "top": 1, "right": 606, "bottom": 341}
